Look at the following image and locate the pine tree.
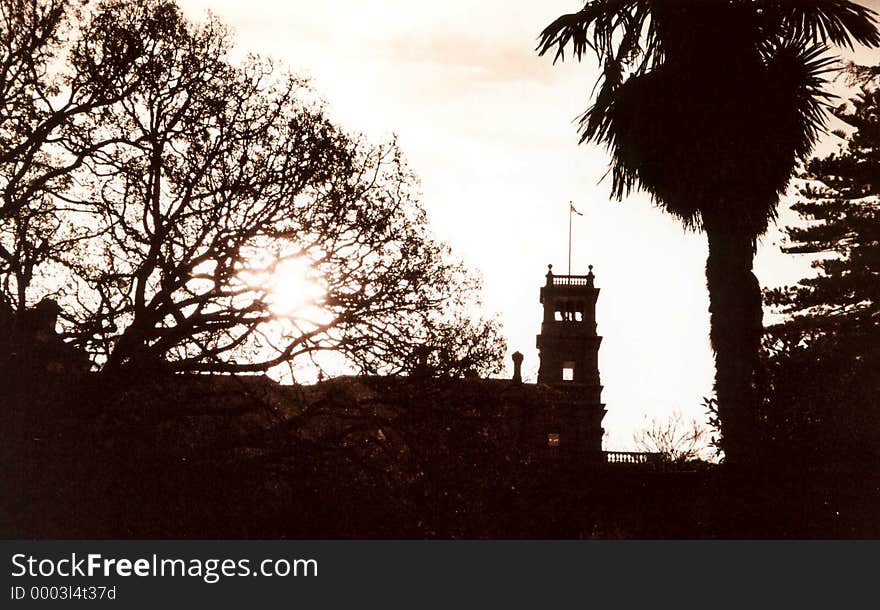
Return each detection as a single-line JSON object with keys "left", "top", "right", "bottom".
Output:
{"left": 767, "top": 79, "right": 880, "bottom": 335}
{"left": 762, "top": 69, "right": 880, "bottom": 465}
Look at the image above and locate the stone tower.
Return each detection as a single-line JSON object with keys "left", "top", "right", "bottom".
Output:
{"left": 535, "top": 264, "right": 606, "bottom": 458}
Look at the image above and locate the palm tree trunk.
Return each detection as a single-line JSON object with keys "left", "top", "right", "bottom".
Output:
{"left": 703, "top": 216, "right": 763, "bottom": 465}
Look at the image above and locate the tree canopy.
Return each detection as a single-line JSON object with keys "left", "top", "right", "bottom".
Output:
{"left": 537, "top": 0, "right": 880, "bottom": 233}
{"left": 761, "top": 67, "right": 880, "bottom": 464}
{"left": 0, "top": 0, "right": 505, "bottom": 380}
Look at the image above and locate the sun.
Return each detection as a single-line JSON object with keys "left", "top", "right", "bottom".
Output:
{"left": 266, "top": 257, "right": 327, "bottom": 318}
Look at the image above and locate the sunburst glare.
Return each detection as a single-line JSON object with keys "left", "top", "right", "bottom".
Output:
{"left": 266, "top": 257, "right": 328, "bottom": 318}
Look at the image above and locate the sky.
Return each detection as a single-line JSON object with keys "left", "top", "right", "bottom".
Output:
{"left": 176, "top": 0, "right": 880, "bottom": 450}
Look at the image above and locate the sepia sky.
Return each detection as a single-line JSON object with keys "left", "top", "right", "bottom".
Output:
{"left": 177, "top": 0, "right": 880, "bottom": 450}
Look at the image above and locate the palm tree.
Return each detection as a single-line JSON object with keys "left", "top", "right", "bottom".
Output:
{"left": 538, "top": 1, "right": 879, "bottom": 464}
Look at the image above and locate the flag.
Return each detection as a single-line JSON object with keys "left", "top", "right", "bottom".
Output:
{"left": 570, "top": 202, "right": 583, "bottom": 216}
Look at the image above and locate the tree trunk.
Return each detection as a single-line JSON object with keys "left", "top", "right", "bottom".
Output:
{"left": 703, "top": 217, "right": 763, "bottom": 465}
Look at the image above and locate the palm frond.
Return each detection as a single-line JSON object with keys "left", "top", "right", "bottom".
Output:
{"left": 538, "top": 1, "right": 655, "bottom": 148}
{"left": 536, "top": 0, "right": 879, "bottom": 236}
{"left": 760, "top": 0, "right": 880, "bottom": 49}
{"left": 763, "top": 39, "right": 837, "bottom": 161}
{"left": 536, "top": 1, "right": 648, "bottom": 65}
{"left": 536, "top": 7, "right": 597, "bottom": 64}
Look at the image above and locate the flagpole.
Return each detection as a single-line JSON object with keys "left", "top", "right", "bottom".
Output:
{"left": 568, "top": 201, "right": 572, "bottom": 276}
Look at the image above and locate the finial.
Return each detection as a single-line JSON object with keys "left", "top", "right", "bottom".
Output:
{"left": 588, "top": 264, "right": 593, "bottom": 274}
{"left": 547, "top": 264, "right": 553, "bottom": 273}
{"left": 545, "top": 264, "right": 554, "bottom": 286}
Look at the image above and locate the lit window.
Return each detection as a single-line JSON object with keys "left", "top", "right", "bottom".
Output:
{"left": 547, "top": 433, "right": 560, "bottom": 447}
{"left": 562, "top": 361, "right": 574, "bottom": 381}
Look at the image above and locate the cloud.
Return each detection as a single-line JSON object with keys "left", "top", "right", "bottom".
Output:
{"left": 382, "top": 32, "right": 554, "bottom": 85}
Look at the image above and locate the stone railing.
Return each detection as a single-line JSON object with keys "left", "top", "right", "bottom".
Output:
{"left": 548, "top": 274, "right": 594, "bottom": 287}
{"left": 604, "top": 451, "right": 662, "bottom": 465}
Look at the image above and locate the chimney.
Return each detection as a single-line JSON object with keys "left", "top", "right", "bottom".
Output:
{"left": 511, "top": 351, "right": 524, "bottom": 384}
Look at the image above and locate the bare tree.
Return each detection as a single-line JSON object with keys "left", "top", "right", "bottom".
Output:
{"left": 42, "top": 0, "right": 504, "bottom": 378}
{"left": 633, "top": 410, "right": 710, "bottom": 463}
{"left": 0, "top": 0, "right": 151, "bottom": 312}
